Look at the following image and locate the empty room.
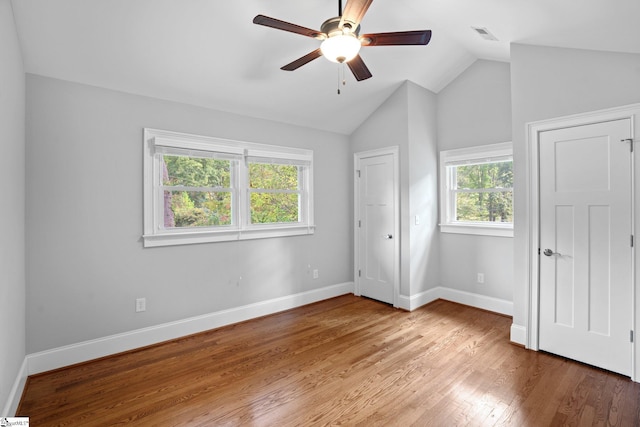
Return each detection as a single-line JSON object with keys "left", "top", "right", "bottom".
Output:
{"left": 2, "top": 0, "right": 640, "bottom": 425}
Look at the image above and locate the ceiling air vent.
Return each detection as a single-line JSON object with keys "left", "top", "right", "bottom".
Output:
{"left": 472, "top": 26, "right": 498, "bottom": 41}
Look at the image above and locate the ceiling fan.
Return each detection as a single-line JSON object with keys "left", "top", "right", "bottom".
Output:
{"left": 253, "top": 0, "right": 432, "bottom": 82}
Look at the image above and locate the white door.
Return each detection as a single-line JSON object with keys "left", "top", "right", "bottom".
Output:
{"left": 539, "top": 119, "right": 633, "bottom": 376}
{"left": 355, "top": 149, "right": 398, "bottom": 305}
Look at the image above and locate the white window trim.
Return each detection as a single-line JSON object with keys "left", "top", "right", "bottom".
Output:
{"left": 439, "top": 142, "right": 513, "bottom": 237}
{"left": 143, "top": 128, "right": 314, "bottom": 247}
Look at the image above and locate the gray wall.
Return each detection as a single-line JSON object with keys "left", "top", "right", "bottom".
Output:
{"left": 407, "top": 81, "right": 440, "bottom": 295}
{"left": 351, "top": 83, "right": 410, "bottom": 296}
{"left": 350, "top": 81, "right": 439, "bottom": 298}
{"left": 25, "top": 75, "right": 352, "bottom": 353}
{"left": 437, "top": 60, "right": 513, "bottom": 301}
{"left": 511, "top": 44, "right": 640, "bottom": 331}
{"left": 0, "top": 0, "right": 26, "bottom": 413}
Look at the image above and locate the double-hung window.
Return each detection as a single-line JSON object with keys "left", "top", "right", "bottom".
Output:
{"left": 248, "top": 158, "right": 306, "bottom": 225}
{"left": 143, "top": 129, "right": 314, "bottom": 247}
{"left": 439, "top": 142, "right": 513, "bottom": 237}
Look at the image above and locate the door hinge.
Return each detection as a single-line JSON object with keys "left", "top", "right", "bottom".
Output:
{"left": 358, "top": 220, "right": 361, "bottom": 228}
{"left": 622, "top": 138, "right": 634, "bottom": 152}
{"left": 356, "top": 170, "right": 361, "bottom": 178}
{"left": 358, "top": 269, "right": 361, "bottom": 277}
{"left": 538, "top": 248, "right": 541, "bottom": 255}
{"left": 631, "top": 330, "right": 634, "bottom": 343}
{"left": 632, "top": 235, "right": 634, "bottom": 247}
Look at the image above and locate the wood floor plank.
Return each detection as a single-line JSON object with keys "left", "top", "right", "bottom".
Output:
{"left": 18, "top": 295, "right": 640, "bottom": 426}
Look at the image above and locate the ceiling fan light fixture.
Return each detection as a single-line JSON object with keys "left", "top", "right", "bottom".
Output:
{"left": 320, "top": 33, "right": 361, "bottom": 63}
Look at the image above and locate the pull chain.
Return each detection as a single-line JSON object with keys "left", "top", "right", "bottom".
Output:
{"left": 337, "top": 63, "right": 347, "bottom": 95}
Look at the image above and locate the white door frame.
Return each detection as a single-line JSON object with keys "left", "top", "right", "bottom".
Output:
{"left": 354, "top": 146, "right": 400, "bottom": 307}
{"left": 526, "top": 103, "right": 640, "bottom": 381}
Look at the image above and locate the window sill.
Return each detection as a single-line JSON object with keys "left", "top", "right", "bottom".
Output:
{"left": 143, "top": 224, "right": 316, "bottom": 248}
{"left": 440, "top": 223, "right": 513, "bottom": 238}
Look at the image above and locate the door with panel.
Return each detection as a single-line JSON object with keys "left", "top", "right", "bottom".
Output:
{"left": 538, "top": 118, "right": 633, "bottom": 376}
{"left": 355, "top": 150, "right": 398, "bottom": 305}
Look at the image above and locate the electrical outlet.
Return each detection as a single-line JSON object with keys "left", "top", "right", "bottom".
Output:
{"left": 477, "top": 273, "right": 484, "bottom": 284}
{"left": 313, "top": 269, "right": 319, "bottom": 279}
{"left": 135, "top": 297, "right": 146, "bottom": 312}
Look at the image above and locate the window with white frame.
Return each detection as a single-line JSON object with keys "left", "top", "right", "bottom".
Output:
{"left": 439, "top": 142, "right": 513, "bottom": 237}
{"left": 143, "top": 129, "right": 314, "bottom": 247}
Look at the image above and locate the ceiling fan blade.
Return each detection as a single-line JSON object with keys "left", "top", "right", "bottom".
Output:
{"left": 347, "top": 54, "right": 372, "bottom": 81}
{"left": 361, "top": 30, "right": 432, "bottom": 46}
{"left": 339, "top": 0, "right": 373, "bottom": 29}
{"left": 281, "top": 49, "right": 323, "bottom": 71}
{"left": 253, "top": 15, "right": 324, "bottom": 39}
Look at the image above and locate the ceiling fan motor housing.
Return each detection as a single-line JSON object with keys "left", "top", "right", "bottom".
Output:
{"left": 320, "top": 17, "right": 360, "bottom": 38}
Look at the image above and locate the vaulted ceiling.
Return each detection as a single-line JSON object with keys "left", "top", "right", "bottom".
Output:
{"left": 11, "top": 0, "right": 640, "bottom": 134}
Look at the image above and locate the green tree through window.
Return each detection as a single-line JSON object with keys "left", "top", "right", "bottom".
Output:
{"left": 161, "top": 157, "right": 304, "bottom": 228}
{"left": 162, "top": 155, "right": 232, "bottom": 228}
{"left": 249, "top": 163, "right": 301, "bottom": 224}
{"left": 452, "top": 160, "right": 513, "bottom": 223}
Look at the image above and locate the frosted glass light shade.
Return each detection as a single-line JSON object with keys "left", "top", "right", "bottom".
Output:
{"left": 320, "top": 34, "right": 361, "bottom": 63}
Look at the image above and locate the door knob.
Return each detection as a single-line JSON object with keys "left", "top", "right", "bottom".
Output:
{"left": 384, "top": 234, "right": 393, "bottom": 239}
{"left": 543, "top": 248, "right": 555, "bottom": 256}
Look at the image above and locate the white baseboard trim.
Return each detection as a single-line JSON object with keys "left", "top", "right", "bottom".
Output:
{"left": 396, "top": 286, "right": 513, "bottom": 317}
{"left": 437, "top": 287, "right": 513, "bottom": 316}
{"left": 26, "top": 282, "right": 354, "bottom": 376}
{"left": 397, "top": 288, "right": 440, "bottom": 311}
{"left": 510, "top": 324, "right": 527, "bottom": 346}
{"left": 2, "top": 357, "right": 28, "bottom": 416}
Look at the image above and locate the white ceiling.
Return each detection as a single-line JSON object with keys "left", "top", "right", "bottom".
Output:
{"left": 10, "top": 0, "right": 640, "bottom": 135}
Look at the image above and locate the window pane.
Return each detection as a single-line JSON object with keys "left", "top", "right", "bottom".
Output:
{"left": 455, "top": 191, "right": 513, "bottom": 223}
{"left": 250, "top": 193, "right": 299, "bottom": 224}
{"left": 249, "top": 163, "right": 299, "bottom": 190}
{"left": 455, "top": 161, "right": 512, "bottom": 190}
{"left": 164, "top": 191, "right": 232, "bottom": 228}
{"left": 163, "top": 155, "right": 230, "bottom": 188}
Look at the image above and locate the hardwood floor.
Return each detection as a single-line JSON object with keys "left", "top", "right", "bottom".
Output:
{"left": 18, "top": 295, "right": 640, "bottom": 426}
